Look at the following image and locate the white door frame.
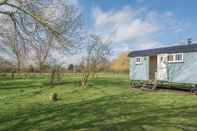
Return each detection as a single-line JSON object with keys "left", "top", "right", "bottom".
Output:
{"left": 157, "top": 54, "right": 168, "bottom": 81}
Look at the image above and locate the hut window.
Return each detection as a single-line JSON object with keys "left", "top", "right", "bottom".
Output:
{"left": 167, "top": 53, "right": 183, "bottom": 63}
{"left": 167, "top": 55, "right": 174, "bottom": 62}
{"left": 175, "top": 53, "right": 183, "bottom": 62}
{"left": 135, "top": 57, "right": 142, "bottom": 64}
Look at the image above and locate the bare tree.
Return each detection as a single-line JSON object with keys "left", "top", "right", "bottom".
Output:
{"left": 0, "top": 19, "right": 27, "bottom": 72}
{"left": 48, "top": 50, "right": 66, "bottom": 85}
{"left": 80, "top": 34, "right": 111, "bottom": 88}
{"left": 0, "top": 0, "right": 82, "bottom": 72}
{"left": 31, "top": 32, "right": 53, "bottom": 73}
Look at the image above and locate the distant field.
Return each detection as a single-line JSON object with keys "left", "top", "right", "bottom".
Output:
{"left": 1, "top": 73, "right": 197, "bottom": 131}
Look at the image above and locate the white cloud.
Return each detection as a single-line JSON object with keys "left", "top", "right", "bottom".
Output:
{"left": 92, "top": 6, "right": 189, "bottom": 54}
{"left": 93, "top": 6, "right": 154, "bottom": 42}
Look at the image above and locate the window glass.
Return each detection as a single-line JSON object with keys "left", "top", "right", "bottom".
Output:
{"left": 167, "top": 53, "right": 183, "bottom": 63}
{"left": 167, "top": 55, "right": 174, "bottom": 62}
{"left": 135, "top": 57, "right": 142, "bottom": 64}
{"left": 175, "top": 53, "right": 183, "bottom": 61}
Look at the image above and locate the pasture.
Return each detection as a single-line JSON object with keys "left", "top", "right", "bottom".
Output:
{"left": 0, "top": 73, "right": 197, "bottom": 131}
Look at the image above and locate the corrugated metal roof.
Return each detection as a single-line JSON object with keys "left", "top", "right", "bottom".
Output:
{"left": 128, "top": 43, "right": 197, "bottom": 57}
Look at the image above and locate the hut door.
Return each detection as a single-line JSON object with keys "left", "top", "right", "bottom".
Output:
{"left": 157, "top": 54, "right": 168, "bottom": 81}
{"left": 149, "top": 56, "right": 157, "bottom": 80}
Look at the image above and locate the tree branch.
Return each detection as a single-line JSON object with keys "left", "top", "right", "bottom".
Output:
{"left": 5, "top": 2, "right": 61, "bottom": 38}
{"left": 0, "top": 10, "right": 10, "bottom": 15}
{"left": 0, "top": 0, "right": 8, "bottom": 6}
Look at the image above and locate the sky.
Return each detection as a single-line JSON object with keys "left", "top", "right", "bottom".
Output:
{"left": 75, "top": 0, "right": 197, "bottom": 56}
{"left": 1, "top": 0, "right": 197, "bottom": 66}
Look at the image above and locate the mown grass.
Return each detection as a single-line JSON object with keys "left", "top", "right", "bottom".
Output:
{"left": 1, "top": 73, "right": 197, "bottom": 131}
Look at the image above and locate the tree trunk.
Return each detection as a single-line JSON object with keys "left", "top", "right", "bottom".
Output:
{"left": 15, "top": 52, "right": 21, "bottom": 73}
{"left": 39, "top": 62, "right": 43, "bottom": 74}
{"left": 50, "top": 69, "right": 55, "bottom": 85}
{"left": 17, "top": 60, "right": 21, "bottom": 73}
{"left": 11, "top": 71, "right": 15, "bottom": 79}
{"left": 80, "top": 72, "right": 89, "bottom": 88}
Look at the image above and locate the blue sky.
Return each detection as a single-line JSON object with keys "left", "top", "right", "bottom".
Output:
{"left": 76, "top": 0, "right": 197, "bottom": 55}
{"left": 1, "top": 0, "right": 197, "bottom": 65}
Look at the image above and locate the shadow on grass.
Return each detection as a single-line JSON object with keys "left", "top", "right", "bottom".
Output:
{"left": 89, "top": 78, "right": 129, "bottom": 88}
{"left": 0, "top": 78, "right": 67, "bottom": 90}
{"left": 0, "top": 74, "right": 128, "bottom": 90}
{"left": 1, "top": 93, "right": 197, "bottom": 131}
{"left": 43, "top": 80, "right": 80, "bottom": 87}
{"left": 0, "top": 80, "right": 44, "bottom": 90}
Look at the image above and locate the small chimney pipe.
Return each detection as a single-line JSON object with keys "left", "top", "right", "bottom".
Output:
{"left": 187, "top": 38, "right": 192, "bottom": 45}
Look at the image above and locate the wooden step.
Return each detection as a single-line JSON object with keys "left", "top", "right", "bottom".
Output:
{"left": 143, "top": 84, "right": 154, "bottom": 89}
{"left": 143, "top": 83, "right": 158, "bottom": 90}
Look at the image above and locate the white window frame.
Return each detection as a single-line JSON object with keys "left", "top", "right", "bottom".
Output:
{"left": 135, "top": 57, "right": 143, "bottom": 64}
{"left": 175, "top": 53, "right": 184, "bottom": 62}
{"left": 167, "top": 53, "right": 183, "bottom": 63}
{"left": 167, "top": 54, "right": 174, "bottom": 63}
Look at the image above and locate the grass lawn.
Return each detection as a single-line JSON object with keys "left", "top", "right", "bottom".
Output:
{"left": 1, "top": 73, "right": 197, "bottom": 131}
